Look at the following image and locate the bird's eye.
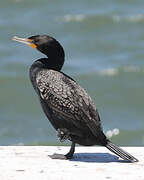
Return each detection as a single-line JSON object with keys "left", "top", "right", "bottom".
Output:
{"left": 33, "top": 39, "right": 39, "bottom": 44}
{"left": 32, "top": 39, "right": 36, "bottom": 43}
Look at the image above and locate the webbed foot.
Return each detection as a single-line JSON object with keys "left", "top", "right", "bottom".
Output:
{"left": 49, "top": 142, "right": 75, "bottom": 160}
{"left": 49, "top": 153, "right": 67, "bottom": 160}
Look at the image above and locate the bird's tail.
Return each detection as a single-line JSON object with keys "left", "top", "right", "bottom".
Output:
{"left": 106, "top": 141, "right": 138, "bottom": 162}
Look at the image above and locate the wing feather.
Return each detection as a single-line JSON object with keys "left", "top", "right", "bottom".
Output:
{"left": 36, "top": 69, "right": 103, "bottom": 137}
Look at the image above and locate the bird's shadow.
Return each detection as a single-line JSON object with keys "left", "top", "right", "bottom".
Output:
{"left": 70, "top": 153, "right": 130, "bottom": 163}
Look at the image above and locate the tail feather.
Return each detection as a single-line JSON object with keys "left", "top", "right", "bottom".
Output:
{"left": 106, "top": 141, "right": 138, "bottom": 163}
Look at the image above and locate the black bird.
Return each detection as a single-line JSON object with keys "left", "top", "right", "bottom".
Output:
{"left": 13, "top": 35, "right": 138, "bottom": 162}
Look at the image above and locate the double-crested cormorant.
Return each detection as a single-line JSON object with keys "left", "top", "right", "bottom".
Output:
{"left": 13, "top": 35, "right": 138, "bottom": 162}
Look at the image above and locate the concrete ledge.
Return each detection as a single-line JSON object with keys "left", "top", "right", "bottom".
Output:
{"left": 0, "top": 146, "right": 143, "bottom": 180}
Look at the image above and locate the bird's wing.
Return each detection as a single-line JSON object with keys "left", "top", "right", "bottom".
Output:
{"left": 36, "top": 69, "right": 103, "bottom": 137}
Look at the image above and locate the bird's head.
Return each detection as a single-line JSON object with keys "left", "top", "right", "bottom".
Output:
{"left": 12, "top": 35, "right": 65, "bottom": 59}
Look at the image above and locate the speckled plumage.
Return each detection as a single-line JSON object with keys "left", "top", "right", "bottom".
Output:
{"left": 34, "top": 69, "right": 106, "bottom": 146}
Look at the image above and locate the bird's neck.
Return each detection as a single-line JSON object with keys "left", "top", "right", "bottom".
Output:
{"left": 33, "top": 57, "right": 64, "bottom": 71}
{"left": 29, "top": 57, "right": 64, "bottom": 91}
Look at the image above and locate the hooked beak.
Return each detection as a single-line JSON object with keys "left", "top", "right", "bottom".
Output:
{"left": 12, "top": 36, "right": 37, "bottom": 49}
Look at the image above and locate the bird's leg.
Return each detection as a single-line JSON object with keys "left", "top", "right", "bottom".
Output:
{"left": 49, "top": 128, "right": 75, "bottom": 160}
{"left": 65, "top": 141, "right": 75, "bottom": 159}
{"left": 49, "top": 141, "right": 75, "bottom": 160}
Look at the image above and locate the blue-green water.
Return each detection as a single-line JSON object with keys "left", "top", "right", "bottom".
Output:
{"left": 0, "top": 0, "right": 144, "bottom": 146}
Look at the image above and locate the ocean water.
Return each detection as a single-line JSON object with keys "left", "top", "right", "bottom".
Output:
{"left": 0, "top": 0, "right": 144, "bottom": 146}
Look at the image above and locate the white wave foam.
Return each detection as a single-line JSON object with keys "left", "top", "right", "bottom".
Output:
{"left": 63, "top": 14, "right": 86, "bottom": 22}
{"left": 123, "top": 66, "right": 141, "bottom": 73}
{"left": 106, "top": 128, "right": 120, "bottom": 138}
{"left": 96, "top": 66, "right": 143, "bottom": 77}
{"left": 113, "top": 14, "right": 144, "bottom": 23}
{"left": 59, "top": 13, "right": 144, "bottom": 24}
{"left": 12, "top": 142, "right": 25, "bottom": 146}
{"left": 97, "top": 68, "right": 118, "bottom": 76}
{"left": 59, "top": 13, "right": 144, "bottom": 23}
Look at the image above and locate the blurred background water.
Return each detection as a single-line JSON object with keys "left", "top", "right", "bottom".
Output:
{"left": 0, "top": 0, "right": 144, "bottom": 146}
